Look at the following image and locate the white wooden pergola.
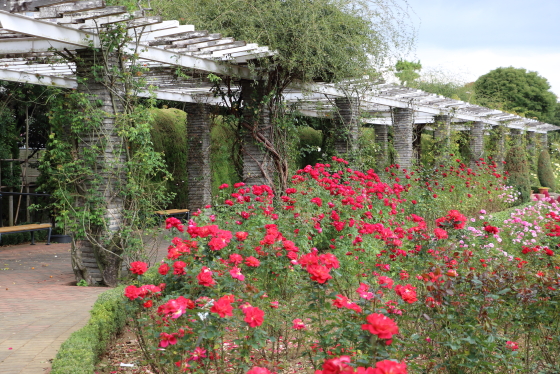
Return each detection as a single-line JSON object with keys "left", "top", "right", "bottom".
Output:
{"left": 0, "top": 1, "right": 557, "bottom": 134}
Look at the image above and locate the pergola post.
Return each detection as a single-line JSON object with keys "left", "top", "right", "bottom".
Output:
{"left": 510, "top": 128, "right": 522, "bottom": 147}
{"left": 540, "top": 133, "right": 548, "bottom": 150}
{"left": 433, "top": 115, "right": 451, "bottom": 164}
{"left": 240, "top": 79, "right": 275, "bottom": 186}
{"left": 333, "top": 97, "right": 359, "bottom": 156}
{"left": 74, "top": 48, "right": 126, "bottom": 286}
{"left": 470, "top": 121, "right": 484, "bottom": 166}
{"left": 494, "top": 125, "right": 507, "bottom": 170}
{"left": 185, "top": 103, "right": 212, "bottom": 210}
{"left": 392, "top": 107, "right": 414, "bottom": 170}
{"left": 433, "top": 115, "right": 451, "bottom": 146}
{"left": 373, "top": 124, "right": 388, "bottom": 167}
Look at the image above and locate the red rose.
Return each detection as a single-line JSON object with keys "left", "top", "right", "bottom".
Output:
{"left": 361, "top": 313, "right": 399, "bottom": 341}
{"left": 247, "top": 367, "right": 274, "bottom": 374}
{"left": 210, "top": 295, "right": 234, "bottom": 318}
{"left": 307, "top": 264, "right": 332, "bottom": 284}
{"left": 395, "top": 284, "right": 417, "bottom": 304}
{"left": 317, "top": 356, "right": 353, "bottom": 374}
{"left": 243, "top": 306, "right": 264, "bottom": 327}
{"left": 433, "top": 228, "right": 448, "bottom": 240}
{"left": 130, "top": 261, "right": 148, "bottom": 275}
{"left": 197, "top": 266, "right": 216, "bottom": 287}
{"left": 124, "top": 285, "right": 141, "bottom": 300}
{"left": 371, "top": 360, "right": 407, "bottom": 374}
{"left": 173, "top": 261, "right": 187, "bottom": 276}
{"left": 158, "top": 263, "right": 170, "bottom": 276}
{"left": 244, "top": 256, "right": 261, "bottom": 267}
{"left": 235, "top": 231, "right": 248, "bottom": 241}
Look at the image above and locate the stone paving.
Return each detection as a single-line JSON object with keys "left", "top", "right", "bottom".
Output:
{"left": 0, "top": 242, "right": 106, "bottom": 374}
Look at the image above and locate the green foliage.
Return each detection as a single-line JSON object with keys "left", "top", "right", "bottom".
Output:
{"left": 51, "top": 286, "right": 126, "bottom": 374}
{"left": 505, "top": 145, "right": 532, "bottom": 203}
{"left": 394, "top": 59, "right": 421, "bottom": 86}
{"left": 151, "top": 0, "right": 414, "bottom": 83}
{"left": 210, "top": 116, "right": 239, "bottom": 197}
{"left": 0, "top": 105, "right": 21, "bottom": 190}
{"left": 537, "top": 149, "right": 556, "bottom": 191}
{"left": 474, "top": 67, "right": 558, "bottom": 123}
{"left": 150, "top": 108, "right": 188, "bottom": 208}
{"left": 297, "top": 126, "right": 323, "bottom": 168}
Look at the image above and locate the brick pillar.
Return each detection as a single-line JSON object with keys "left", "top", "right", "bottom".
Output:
{"left": 510, "top": 128, "right": 522, "bottom": 147}
{"left": 433, "top": 115, "right": 451, "bottom": 146}
{"left": 494, "top": 125, "right": 507, "bottom": 171}
{"left": 541, "top": 133, "right": 548, "bottom": 150}
{"left": 470, "top": 121, "right": 484, "bottom": 165}
{"left": 373, "top": 124, "right": 388, "bottom": 167}
{"left": 392, "top": 108, "right": 414, "bottom": 170}
{"left": 433, "top": 115, "right": 451, "bottom": 164}
{"left": 333, "top": 97, "right": 359, "bottom": 156}
{"left": 240, "top": 79, "right": 275, "bottom": 186}
{"left": 74, "top": 49, "right": 125, "bottom": 286}
{"left": 185, "top": 103, "right": 212, "bottom": 210}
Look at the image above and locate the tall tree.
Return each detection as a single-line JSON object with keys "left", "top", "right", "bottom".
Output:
{"left": 474, "top": 67, "right": 558, "bottom": 124}
{"left": 394, "top": 59, "right": 421, "bottom": 86}
{"left": 151, "top": 0, "right": 415, "bottom": 84}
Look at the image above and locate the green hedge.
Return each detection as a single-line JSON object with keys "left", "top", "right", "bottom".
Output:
{"left": 50, "top": 286, "right": 126, "bottom": 374}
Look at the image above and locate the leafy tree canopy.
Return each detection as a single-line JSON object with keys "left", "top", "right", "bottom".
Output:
{"left": 150, "top": 0, "right": 415, "bottom": 84}
{"left": 394, "top": 59, "right": 421, "bottom": 86}
{"left": 474, "top": 67, "right": 558, "bottom": 124}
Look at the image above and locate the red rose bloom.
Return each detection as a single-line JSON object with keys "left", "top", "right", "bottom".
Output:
{"left": 371, "top": 360, "right": 407, "bottom": 374}
{"left": 210, "top": 295, "right": 234, "bottom": 318}
{"left": 173, "top": 261, "right": 187, "bottom": 276}
{"left": 307, "top": 264, "right": 332, "bottom": 284}
{"left": 244, "top": 256, "right": 261, "bottom": 267}
{"left": 124, "top": 285, "right": 141, "bottom": 300}
{"left": 197, "top": 266, "right": 216, "bottom": 287}
{"left": 243, "top": 306, "right": 264, "bottom": 327}
{"left": 316, "top": 356, "right": 353, "bottom": 374}
{"left": 395, "top": 284, "right": 417, "bottom": 304}
{"left": 130, "top": 261, "right": 148, "bottom": 275}
{"left": 247, "top": 367, "right": 274, "bottom": 374}
{"left": 158, "top": 263, "right": 170, "bottom": 275}
{"left": 361, "top": 313, "right": 399, "bottom": 341}
{"left": 235, "top": 231, "right": 248, "bottom": 241}
{"left": 433, "top": 228, "right": 448, "bottom": 240}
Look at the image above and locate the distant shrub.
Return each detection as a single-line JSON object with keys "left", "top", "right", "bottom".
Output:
{"left": 505, "top": 145, "right": 532, "bottom": 203}
{"left": 537, "top": 149, "right": 556, "bottom": 192}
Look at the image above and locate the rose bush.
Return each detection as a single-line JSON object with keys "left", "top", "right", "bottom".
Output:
{"left": 123, "top": 157, "right": 559, "bottom": 373}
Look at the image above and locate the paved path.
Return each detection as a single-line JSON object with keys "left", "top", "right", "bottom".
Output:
{"left": 0, "top": 242, "right": 106, "bottom": 374}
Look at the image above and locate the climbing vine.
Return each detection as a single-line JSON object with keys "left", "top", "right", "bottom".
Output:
{"left": 38, "top": 22, "right": 172, "bottom": 285}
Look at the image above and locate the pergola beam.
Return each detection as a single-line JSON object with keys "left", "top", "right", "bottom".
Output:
{"left": 0, "top": 10, "right": 253, "bottom": 78}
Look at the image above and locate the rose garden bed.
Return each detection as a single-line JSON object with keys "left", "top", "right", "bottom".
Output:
{"left": 93, "top": 157, "right": 560, "bottom": 374}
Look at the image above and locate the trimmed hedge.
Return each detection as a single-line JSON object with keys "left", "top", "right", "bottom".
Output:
{"left": 537, "top": 149, "right": 556, "bottom": 192}
{"left": 50, "top": 286, "right": 126, "bottom": 374}
{"left": 505, "top": 145, "right": 532, "bottom": 203}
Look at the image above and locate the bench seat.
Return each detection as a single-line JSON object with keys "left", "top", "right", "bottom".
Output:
{"left": 154, "top": 209, "right": 190, "bottom": 222}
{"left": 0, "top": 223, "right": 52, "bottom": 245}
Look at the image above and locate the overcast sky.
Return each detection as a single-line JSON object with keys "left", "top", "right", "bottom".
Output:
{"left": 401, "top": 0, "right": 560, "bottom": 97}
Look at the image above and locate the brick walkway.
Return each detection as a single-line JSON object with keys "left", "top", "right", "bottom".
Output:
{"left": 0, "top": 242, "right": 106, "bottom": 374}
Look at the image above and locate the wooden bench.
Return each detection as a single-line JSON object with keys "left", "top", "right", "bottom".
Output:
{"left": 154, "top": 209, "right": 190, "bottom": 222}
{"left": 0, "top": 223, "right": 52, "bottom": 245}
